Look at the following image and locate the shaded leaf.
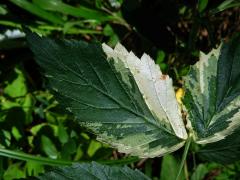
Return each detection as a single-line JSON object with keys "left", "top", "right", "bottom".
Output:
{"left": 41, "top": 135, "right": 58, "bottom": 159}
{"left": 160, "top": 154, "right": 184, "bottom": 180}
{"left": 9, "top": 0, "right": 64, "bottom": 24}
{"left": 183, "top": 35, "right": 240, "bottom": 144}
{"left": 198, "top": 126, "right": 240, "bottom": 164}
{"left": 58, "top": 123, "right": 69, "bottom": 144}
{"left": 32, "top": 0, "right": 115, "bottom": 22}
{"left": 26, "top": 30, "right": 185, "bottom": 158}
{"left": 4, "top": 163, "right": 25, "bottom": 180}
{"left": 198, "top": 0, "right": 208, "bottom": 13}
{"left": 211, "top": 0, "right": 240, "bottom": 14}
{"left": 191, "top": 164, "right": 208, "bottom": 180}
{"left": 33, "top": 162, "right": 150, "bottom": 180}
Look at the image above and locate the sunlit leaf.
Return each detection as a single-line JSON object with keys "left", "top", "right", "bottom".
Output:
{"left": 4, "top": 67, "right": 27, "bottom": 98}
{"left": 3, "top": 163, "right": 25, "bottom": 180}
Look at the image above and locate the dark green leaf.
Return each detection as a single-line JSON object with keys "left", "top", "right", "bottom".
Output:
{"left": 198, "top": 127, "right": 240, "bottom": 164}
{"left": 0, "top": 5, "right": 7, "bottom": 15}
{"left": 211, "top": 0, "right": 240, "bottom": 14}
{"left": 9, "top": 0, "right": 64, "bottom": 24}
{"left": 33, "top": 162, "right": 150, "bottom": 180}
{"left": 198, "top": 0, "right": 208, "bottom": 13}
{"left": 32, "top": 0, "right": 116, "bottom": 22}
{"left": 58, "top": 123, "right": 69, "bottom": 144}
{"left": 26, "top": 30, "right": 185, "bottom": 158}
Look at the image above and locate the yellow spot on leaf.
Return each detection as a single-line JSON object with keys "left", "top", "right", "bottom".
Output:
{"left": 176, "top": 88, "right": 184, "bottom": 105}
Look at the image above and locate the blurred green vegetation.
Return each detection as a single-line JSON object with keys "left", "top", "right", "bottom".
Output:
{"left": 0, "top": 0, "right": 240, "bottom": 179}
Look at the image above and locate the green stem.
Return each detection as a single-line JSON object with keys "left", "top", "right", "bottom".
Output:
{"left": 176, "top": 137, "right": 191, "bottom": 180}
{"left": 0, "top": 148, "right": 139, "bottom": 166}
{"left": 0, "top": 21, "right": 102, "bottom": 35}
{"left": 0, "top": 148, "right": 72, "bottom": 166}
{"left": 184, "top": 161, "right": 189, "bottom": 180}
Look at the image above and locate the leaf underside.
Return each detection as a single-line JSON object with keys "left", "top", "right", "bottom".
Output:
{"left": 26, "top": 31, "right": 185, "bottom": 158}
{"left": 31, "top": 162, "right": 150, "bottom": 180}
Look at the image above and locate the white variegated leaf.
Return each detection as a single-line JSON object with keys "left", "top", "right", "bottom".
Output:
{"left": 183, "top": 36, "right": 240, "bottom": 144}
{"left": 26, "top": 31, "right": 186, "bottom": 158}
{"left": 102, "top": 43, "right": 187, "bottom": 140}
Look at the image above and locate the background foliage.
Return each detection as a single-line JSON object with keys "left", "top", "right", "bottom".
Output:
{"left": 0, "top": 0, "right": 240, "bottom": 179}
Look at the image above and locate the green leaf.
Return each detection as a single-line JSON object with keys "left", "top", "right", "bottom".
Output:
{"left": 103, "top": 24, "right": 119, "bottom": 46}
{"left": 198, "top": 0, "right": 208, "bottom": 13}
{"left": 183, "top": 35, "right": 240, "bottom": 144}
{"left": 32, "top": 0, "right": 116, "bottom": 22}
{"left": 4, "top": 67, "right": 27, "bottom": 98}
{"left": 211, "top": 0, "right": 240, "bottom": 14}
{"left": 58, "top": 123, "right": 69, "bottom": 144}
{"left": 25, "top": 161, "right": 44, "bottom": 176}
{"left": 9, "top": 0, "right": 64, "bottom": 24}
{"left": 87, "top": 140, "right": 102, "bottom": 157}
{"left": 26, "top": 30, "right": 186, "bottom": 158}
{"left": 191, "top": 164, "right": 208, "bottom": 180}
{"left": 11, "top": 126, "right": 22, "bottom": 141}
{"left": 160, "top": 154, "right": 184, "bottom": 180}
{"left": 22, "top": 94, "right": 34, "bottom": 124}
{"left": 61, "top": 139, "right": 76, "bottom": 160}
{"left": 41, "top": 135, "right": 58, "bottom": 159}
{"left": 156, "top": 50, "right": 165, "bottom": 64}
{"left": 33, "top": 162, "right": 150, "bottom": 180}
{"left": 198, "top": 126, "right": 240, "bottom": 164}
{"left": 0, "top": 4, "right": 7, "bottom": 15}
{"left": 3, "top": 163, "right": 25, "bottom": 180}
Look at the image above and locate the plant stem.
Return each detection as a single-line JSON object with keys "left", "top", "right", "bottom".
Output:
{"left": 0, "top": 148, "right": 72, "bottom": 166}
{"left": 176, "top": 137, "right": 191, "bottom": 180}
{"left": 184, "top": 160, "right": 189, "bottom": 180}
{"left": 0, "top": 147, "right": 139, "bottom": 166}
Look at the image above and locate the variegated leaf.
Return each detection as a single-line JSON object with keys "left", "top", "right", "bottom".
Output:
{"left": 183, "top": 35, "right": 240, "bottom": 144}
{"left": 102, "top": 43, "right": 187, "bottom": 139}
{"left": 33, "top": 162, "right": 150, "bottom": 180}
{"left": 199, "top": 126, "right": 240, "bottom": 164}
{"left": 26, "top": 31, "right": 186, "bottom": 158}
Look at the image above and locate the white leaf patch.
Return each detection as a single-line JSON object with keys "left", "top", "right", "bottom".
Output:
{"left": 102, "top": 43, "right": 187, "bottom": 140}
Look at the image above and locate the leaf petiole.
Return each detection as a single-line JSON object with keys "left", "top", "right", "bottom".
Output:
{"left": 176, "top": 136, "right": 192, "bottom": 180}
{"left": 0, "top": 147, "right": 139, "bottom": 166}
